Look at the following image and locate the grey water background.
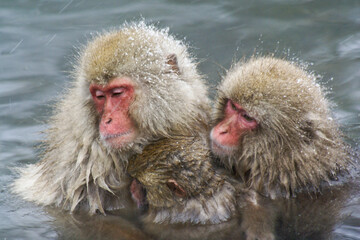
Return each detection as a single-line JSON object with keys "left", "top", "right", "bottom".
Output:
{"left": 1, "top": 0, "right": 360, "bottom": 239}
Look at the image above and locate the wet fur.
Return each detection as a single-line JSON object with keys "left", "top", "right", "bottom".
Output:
{"left": 213, "top": 56, "right": 352, "bottom": 198}
{"left": 128, "top": 136, "right": 237, "bottom": 224}
{"left": 13, "top": 22, "right": 210, "bottom": 214}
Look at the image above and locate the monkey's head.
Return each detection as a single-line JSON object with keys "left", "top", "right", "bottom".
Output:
{"left": 210, "top": 57, "right": 350, "bottom": 197}
{"left": 74, "top": 22, "right": 210, "bottom": 151}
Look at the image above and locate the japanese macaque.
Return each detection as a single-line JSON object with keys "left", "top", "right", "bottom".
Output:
{"left": 210, "top": 56, "right": 352, "bottom": 199}
{"left": 127, "top": 136, "right": 239, "bottom": 224}
{"left": 12, "top": 22, "right": 210, "bottom": 214}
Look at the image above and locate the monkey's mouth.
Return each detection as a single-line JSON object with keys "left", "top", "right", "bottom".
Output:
{"left": 100, "top": 130, "right": 137, "bottom": 149}
{"left": 102, "top": 131, "right": 132, "bottom": 140}
{"left": 211, "top": 139, "right": 236, "bottom": 157}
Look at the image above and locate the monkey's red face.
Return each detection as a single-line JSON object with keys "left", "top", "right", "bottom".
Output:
{"left": 211, "top": 99, "right": 257, "bottom": 156}
{"left": 90, "top": 77, "right": 138, "bottom": 149}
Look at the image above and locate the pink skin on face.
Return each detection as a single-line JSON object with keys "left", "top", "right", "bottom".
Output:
{"left": 211, "top": 100, "right": 257, "bottom": 155}
{"left": 89, "top": 77, "right": 137, "bottom": 149}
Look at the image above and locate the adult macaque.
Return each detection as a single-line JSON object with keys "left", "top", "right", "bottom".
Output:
{"left": 210, "top": 56, "right": 352, "bottom": 198}
{"left": 13, "top": 22, "right": 210, "bottom": 214}
{"left": 128, "top": 136, "right": 240, "bottom": 224}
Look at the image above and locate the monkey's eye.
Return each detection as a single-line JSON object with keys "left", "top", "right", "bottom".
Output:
{"left": 112, "top": 88, "right": 125, "bottom": 97}
{"left": 95, "top": 90, "right": 105, "bottom": 100}
{"left": 241, "top": 112, "right": 254, "bottom": 122}
{"left": 228, "top": 100, "right": 238, "bottom": 111}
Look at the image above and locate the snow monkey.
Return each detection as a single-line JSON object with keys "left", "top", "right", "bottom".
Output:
{"left": 13, "top": 22, "right": 211, "bottom": 214}
{"left": 210, "top": 56, "right": 352, "bottom": 199}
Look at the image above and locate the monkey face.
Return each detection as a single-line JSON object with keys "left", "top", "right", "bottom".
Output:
{"left": 90, "top": 77, "right": 138, "bottom": 149}
{"left": 209, "top": 56, "right": 352, "bottom": 198}
{"left": 210, "top": 99, "right": 257, "bottom": 157}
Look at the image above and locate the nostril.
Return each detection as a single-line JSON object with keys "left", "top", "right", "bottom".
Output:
{"left": 105, "top": 118, "right": 112, "bottom": 124}
{"left": 219, "top": 130, "right": 228, "bottom": 135}
{"left": 213, "top": 126, "right": 228, "bottom": 136}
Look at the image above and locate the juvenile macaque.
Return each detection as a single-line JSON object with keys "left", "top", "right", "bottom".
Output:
{"left": 210, "top": 56, "right": 352, "bottom": 198}
{"left": 13, "top": 22, "right": 210, "bottom": 214}
{"left": 128, "top": 136, "right": 238, "bottom": 224}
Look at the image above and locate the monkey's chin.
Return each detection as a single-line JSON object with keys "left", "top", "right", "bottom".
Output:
{"left": 211, "top": 139, "right": 237, "bottom": 158}
{"left": 101, "top": 131, "right": 137, "bottom": 150}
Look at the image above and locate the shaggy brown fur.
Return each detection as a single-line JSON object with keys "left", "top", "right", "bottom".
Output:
{"left": 128, "top": 136, "right": 237, "bottom": 224}
{"left": 13, "top": 22, "right": 210, "bottom": 214}
{"left": 212, "top": 56, "right": 351, "bottom": 198}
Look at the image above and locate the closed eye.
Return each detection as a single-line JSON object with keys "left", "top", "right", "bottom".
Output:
{"left": 95, "top": 90, "right": 105, "bottom": 100}
{"left": 112, "top": 92, "right": 123, "bottom": 97}
{"left": 241, "top": 112, "right": 254, "bottom": 122}
{"left": 112, "top": 88, "right": 125, "bottom": 97}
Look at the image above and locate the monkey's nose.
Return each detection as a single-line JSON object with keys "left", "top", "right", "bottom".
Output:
{"left": 219, "top": 128, "right": 228, "bottom": 135}
{"left": 105, "top": 118, "right": 112, "bottom": 124}
{"left": 218, "top": 125, "right": 229, "bottom": 135}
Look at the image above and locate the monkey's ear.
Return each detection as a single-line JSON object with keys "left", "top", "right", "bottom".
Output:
{"left": 130, "top": 179, "right": 148, "bottom": 211}
{"left": 166, "top": 179, "right": 186, "bottom": 198}
{"left": 166, "top": 54, "right": 180, "bottom": 74}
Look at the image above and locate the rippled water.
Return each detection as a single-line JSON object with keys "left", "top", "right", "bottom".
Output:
{"left": 1, "top": 0, "right": 360, "bottom": 239}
